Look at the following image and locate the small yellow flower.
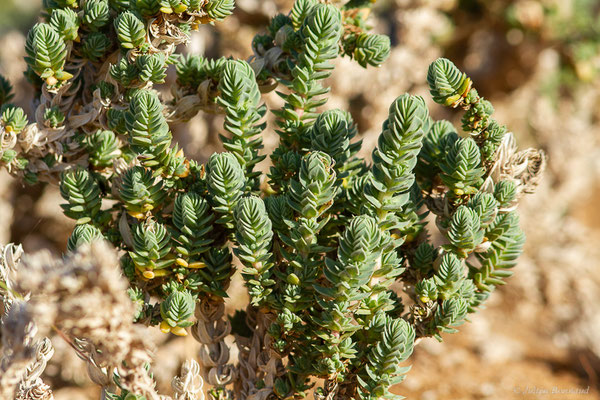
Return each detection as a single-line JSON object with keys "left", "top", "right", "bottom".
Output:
{"left": 171, "top": 326, "right": 188, "bottom": 336}
{"left": 46, "top": 76, "right": 58, "bottom": 86}
{"left": 128, "top": 210, "right": 146, "bottom": 219}
{"left": 160, "top": 320, "right": 171, "bottom": 333}
{"left": 143, "top": 270, "right": 155, "bottom": 279}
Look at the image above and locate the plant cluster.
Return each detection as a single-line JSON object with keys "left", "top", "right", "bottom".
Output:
{"left": 0, "top": 0, "right": 545, "bottom": 399}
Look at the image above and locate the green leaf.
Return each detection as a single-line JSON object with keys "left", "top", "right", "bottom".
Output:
{"left": 115, "top": 11, "right": 146, "bottom": 49}
{"left": 83, "top": 0, "right": 110, "bottom": 31}
{"left": 49, "top": 8, "right": 79, "bottom": 41}
{"left": 205, "top": 0, "right": 234, "bottom": 21}
{"left": 353, "top": 33, "right": 391, "bottom": 68}
{"left": 60, "top": 168, "right": 103, "bottom": 222}
{"left": 67, "top": 224, "right": 104, "bottom": 252}
{"left": 1, "top": 105, "right": 28, "bottom": 133}
{"left": 25, "top": 23, "right": 69, "bottom": 83}
{"left": 427, "top": 58, "right": 471, "bottom": 106}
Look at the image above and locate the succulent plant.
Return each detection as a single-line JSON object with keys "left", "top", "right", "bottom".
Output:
{"left": 0, "top": 0, "right": 545, "bottom": 399}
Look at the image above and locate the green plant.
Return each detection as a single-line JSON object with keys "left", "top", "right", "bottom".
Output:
{"left": 0, "top": 0, "right": 545, "bottom": 399}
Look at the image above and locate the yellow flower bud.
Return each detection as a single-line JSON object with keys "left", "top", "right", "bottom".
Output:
{"left": 174, "top": 3, "right": 187, "bottom": 13}
{"left": 46, "top": 76, "right": 58, "bottom": 86}
{"left": 128, "top": 210, "right": 146, "bottom": 219}
{"left": 176, "top": 258, "right": 189, "bottom": 267}
{"left": 143, "top": 270, "right": 155, "bottom": 279}
{"left": 160, "top": 320, "right": 171, "bottom": 333}
{"left": 171, "top": 326, "right": 188, "bottom": 336}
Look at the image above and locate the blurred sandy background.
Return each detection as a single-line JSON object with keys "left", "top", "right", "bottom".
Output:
{"left": 1, "top": 0, "right": 600, "bottom": 399}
